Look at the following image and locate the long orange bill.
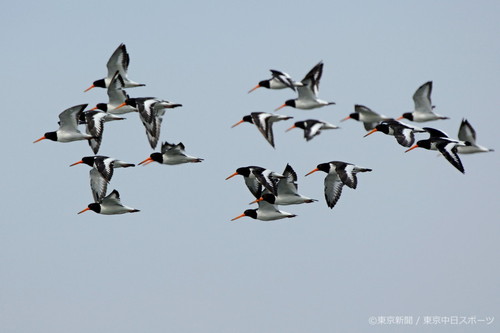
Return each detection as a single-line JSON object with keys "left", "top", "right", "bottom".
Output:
{"left": 305, "top": 168, "right": 319, "bottom": 176}
{"left": 363, "top": 128, "right": 378, "bottom": 137}
{"left": 138, "top": 157, "right": 154, "bottom": 166}
{"left": 84, "top": 84, "right": 95, "bottom": 92}
{"left": 230, "top": 213, "right": 246, "bottom": 221}
{"left": 341, "top": 115, "right": 351, "bottom": 122}
{"left": 405, "top": 145, "right": 419, "bottom": 153}
{"left": 33, "top": 136, "right": 46, "bottom": 143}
{"left": 225, "top": 172, "right": 238, "bottom": 180}
{"left": 396, "top": 116, "right": 404, "bottom": 120}
{"left": 247, "top": 85, "right": 260, "bottom": 93}
{"left": 89, "top": 106, "right": 98, "bottom": 111}
{"left": 70, "top": 160, "right": 83, "bottom": 167}
{"left": 114, "top": 102, "right": 127, "bottom": 110}
{"left": 249, "top": 197, "right": 264, "bottom": 204}
{"left": 275, "top": 104, "right": 286, "bottom": 112}
{"left": 231, "top": 120, "right": 245, "bottom": 128}
{"left": 285, "top": 125, "right": 296, "bottom": 132}
{"left": 78, "top": 207, "right": 90, "bottom": 214}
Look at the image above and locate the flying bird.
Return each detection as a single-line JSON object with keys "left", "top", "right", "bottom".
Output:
{"left": 84, "top": 43, "right": 145, "bottom": 92}
{"left": 230, "top": 200, "right": 296, "bottom": 221}
{"left": 226, "top": 166, "right": 284, "bottom": 199}
{"left": 70, "top": 156, "right": 135, "bottom": 203}
{"left": 275, "top": 61, "right": 335, "bottom": 111}
{"left": 341, "top": 104, "right": 392, "bottom": 131}
{"left": 248, "top": 69, "right": 302, "bottom": 93}
{"left": 286, "top": 119, "right": 339, "bottom": 141}
{"left": 363, "top": 119, "right": 425, "bottom": 147}
{"left": 90, "top": 71, "right": 138, "bottom": 114}
{"left": 83, "top": 110, "right": 125, "bottom": 154}
{"left": 231, "top": 112, "right": 293, "bottom": 148}
{"left": 33, "top": 104, "right": 94, "bottom": 143}
{"left": 397, "top": 81, "right": 449, "bottom": 122}
{"left": 138, "top": 141, "right": 204, "bottom": 165}
{"left": 115, "top": 97, "right": 182, "bottom": 149}
{"left": 250, "top": 164, "right": 316, "bottom": 205}
{"left": 78, "top": 189, "right": 140, "bottom": 215}
{"left": 456, "top": 119, "right": 494, "bottom": 154}
{"left": 305, "top": 161, "right": 372, "bottom": 209}
{"left": 405, "top": 127, "right": 469, "bottom": 173}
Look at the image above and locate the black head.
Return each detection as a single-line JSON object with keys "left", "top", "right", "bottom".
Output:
{"left": 316, "top": 162, "right": 331, "bottom": 173}
{"left": 93, "top": 79, "right": 106, "bottom": 89}
{"left": 150, "top": 152, "right": 163, "bottom": 163}
{"left": 400, "top": 112, "right": 413, "bottom": 121}
{"left": 235, "top": 167, "right": 252, "bottom": 177}
{"left": 242, "top": 115, "right": 253, "bottom": 124}
{"left": 374, "top": 123, "right": 390, "bottom": 134}
{"left": 81, "top": 156, "right": 96, "bottom": 166}
{"left": 261, "top": 193, "right": 276, "bottom": 204}
{"left": 95, "top": 103, "right": 107, "bottom": 111}
{"left": 415, "top": 140, "right": 431, "bottom": 150}
{"left": 259, "top": 80, "right": 270, "bottom": 89}
{"left": 124, "top": 98, "right": 137, "bottom": 107}
{"left": 88, "top": 203, "right": 101, "bottom": 213}
{"left": 293, "top": 121, "right": 307, "bottom": 130}
{"left": 243, "top": 209, "right": 258, "bottom": 219}
{"left": 285, "top": 99, "right": 296, "bottom": 108}
{"left": 348, "top": 112, "right": 360, "bottom": 121}
{"left": 44, "top": 131, "right": 58, "bottom": 141}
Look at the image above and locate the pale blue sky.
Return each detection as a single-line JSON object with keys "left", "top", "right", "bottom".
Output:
{"left": 1, "top": 1, "right": 499, "bottom": 332}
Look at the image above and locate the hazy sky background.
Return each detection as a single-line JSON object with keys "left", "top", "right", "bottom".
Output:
{"left": 1, "top": 1, "right": 499, "bottom": 332}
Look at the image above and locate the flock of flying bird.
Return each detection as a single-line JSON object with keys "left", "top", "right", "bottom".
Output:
{"left": 33, "top": 44, "right": 494, "bottom": 219}
{"left": 33, "top": 44, "right": 203, "bottom": 215}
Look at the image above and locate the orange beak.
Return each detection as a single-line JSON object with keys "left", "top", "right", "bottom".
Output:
{"left": 225, "top": 172, "right": 239, "bottom": 180}
{"left": 285, "top": 125, "right": 296, "bottom": 132}
{"left": 305, "top": 168, "right": 319, "bottom": 176}
{"left": 138, "top": 157, "right": 154, "bottom": 166}
{"left": 275, "top": 104, "right": 286, "bottom": 111}
{"left": 363, "top": 128, "right": 378, "bottom": 137}
{"left": 231, "top": 119, "right": 245, "bottom": 128}
{"left": 247, "top": 84, "right": 260, "bottom": 93}
{"left": 70, "top": 160, "right": 83, "bottom": 167}
{"left": 84, "top": 84, "right": 95, "bottom": 92}
{"left": 341, "top": 115, "right": 351, "bottom": 122}
{"left": 405, "top": 144, "right": 419, "bottom": 153}
{"left": 33, "top": 136, "right": 46, "bottom": 143}
{"left": 78, "top": 207, "right": 91, "bottom": 214}
{"left": 114, "top": 102, "right": 127, "bottom": 110}
{"left": 89, "top": 106, "right": 98, "bottom": 111}
{"left": 396, "top": 116, "right": 404, "bottom": 120}
{"left": 249, "top": 197, "right": 264, "bottom": 204}
{"left": 230, "top": 213, "right": 246, "bottom": 221}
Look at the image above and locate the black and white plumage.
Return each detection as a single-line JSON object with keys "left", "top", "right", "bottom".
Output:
{"left": 226, "top": 166, "right": 284, "bottom": 199}
{"left": 84, "top": 43, "right": 145, "bottom": 92}
{"left": 116, "top": 97, "right": 182, "bottom": 149}
{"left": 363, "top": 119, "right": 425, "bottom": 147}
{"left": 70, "top": 156, "right": 135, "bottom": 203}
{"left": 275, "top": 61, "right": 335, "bottom": 111}
{"left": 286, "top": 119, "right": 339, "bottom": 141}
{"left": 230, "top": 200, "right": 296, "bottom": 221}
{"left": 78, "top": 189, "right": 140, "bottom": 215}
{"left": 397, "top": 81, "right": 449, "bottom": 122}
{"left": 341, "top": 104, "right": 392, "bottom": 131}
{"left": 305, "top": 161, "right": 372, "bottom": 209}
{"left": 34, "top": 104, "right": 94, "bottom": 143}
{"left": 83, "top": 110, "right": 125, "bottom": 154}
{"left": 231, "top": 112, "right": 293, "bottom": 148}
{"left": 251, "top": 164, "right": 316, "bottom": 205}
{"left": 405, "top": 127, "right": 469, "bottom": 173}
{"left": 248, "top": 69, "right": 303, "bottom": 93}
{"left": 138, "top": 141, "right": 204, "bottom": 166}
{"left": 456, "top": 119, "right": 494, "bottom": 154}
{"left": 91, "top": 72, "right": 137, "bottom": 115}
